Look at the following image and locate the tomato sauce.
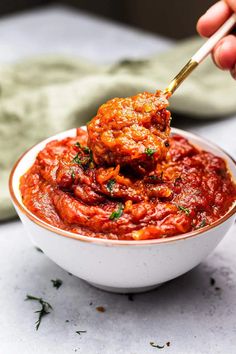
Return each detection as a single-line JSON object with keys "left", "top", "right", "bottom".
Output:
{"left": 20, "top": 92, "right": 236, "bottom": 240}
{"left": 88, "top": 91, "right": 171, "bottom": 174}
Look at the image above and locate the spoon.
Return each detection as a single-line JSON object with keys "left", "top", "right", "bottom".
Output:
{"left": 166, "top": 13, "right": 236, "bottom": 94}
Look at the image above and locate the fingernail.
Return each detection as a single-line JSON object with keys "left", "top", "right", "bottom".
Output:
{"left": 214, "top": 43, "right": 224, "bottom": 69}
{"left": 230, "top": 64, "right": 236, "bottom": 80}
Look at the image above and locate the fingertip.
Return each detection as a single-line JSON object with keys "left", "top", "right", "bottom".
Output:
{"left": 197, "top": 15, "right": 214, "bottom": 37}
{"left": 213, "top": 35, "right": 236, "bottom": 69}
{"left": 196, "top": 1, "right": 231, "bottom": 37}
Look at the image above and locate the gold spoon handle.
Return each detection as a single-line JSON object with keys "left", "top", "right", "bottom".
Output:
{"left": 166, "top": 13, "right": 236, "bottom": 95}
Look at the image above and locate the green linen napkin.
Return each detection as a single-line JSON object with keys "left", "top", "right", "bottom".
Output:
{"left": 1, "top": 37, "right": 235, "bottom": 220}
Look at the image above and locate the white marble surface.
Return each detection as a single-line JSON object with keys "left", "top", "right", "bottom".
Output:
{"left": 0, "top": 5, "right": 236, "bottom": 354}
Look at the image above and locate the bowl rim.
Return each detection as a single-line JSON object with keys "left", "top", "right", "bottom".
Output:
{"left": 9, "top": 127, "right": 236, "bottom": 247}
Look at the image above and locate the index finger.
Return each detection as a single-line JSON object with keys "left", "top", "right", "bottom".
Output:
{"left": 197, "top": 1, "right": 232, "bottom": 37}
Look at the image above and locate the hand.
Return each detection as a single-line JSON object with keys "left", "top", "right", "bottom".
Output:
{"left": 197, "top": 0, "right": 236, "bottom": 79}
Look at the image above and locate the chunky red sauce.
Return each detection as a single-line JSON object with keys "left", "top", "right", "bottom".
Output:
{"left": 20, "top": 92, "right": 236, "bottom": 240}
{"left": 88, "top": 91, "right": 171, "bottom": 173}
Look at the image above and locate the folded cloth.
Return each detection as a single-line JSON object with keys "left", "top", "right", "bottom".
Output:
{"left": 1, "top": 37, "right": 235, "bottom": 220}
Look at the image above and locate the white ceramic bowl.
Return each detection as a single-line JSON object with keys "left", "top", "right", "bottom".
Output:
{"left": 9, "top": 128, "right": 236, "bottom": 293}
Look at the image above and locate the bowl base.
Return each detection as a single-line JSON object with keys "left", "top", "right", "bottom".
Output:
{"left": 87, "top": 281, "right": 163, "bottom": 294}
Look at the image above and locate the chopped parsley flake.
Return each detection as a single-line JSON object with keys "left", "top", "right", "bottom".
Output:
{"left": 25, "top": 294, "right": 53, "bottom": 330}
{"left": 76, "top": 330, "right": 87, "bottom": 335}
{"left": 75, "top": 142, "right": 81, "bottom": 148}
{"left": 75, "top": 142, "right": 91, "bottom": 154}
{"left": 145, "top": 147, "right": 157, "bottom": 156}
{"left": 51, "top": 279, "right": 63, "bottom": 289}
{"left": 177, "top": 205, "right": 190, "bottom": 215}
{"left": 107, "top": 179, "right": 116, "bottom": 192}
{"left": 109, "top": 203, "right": 124, "bottom": 220}
{"left": 196, "top": 219, "right": 206, "bottom": 229}
{"left": 70, "top": 168, "right": 76, "bottom": 179}
{"left": 72, "top": 153, "right": 82, "bottom": 164}
{"left": 83, "top": 146, "right": 91, "bottom": 154}
{"left": 149, "top": 172, "right": 163, "bottom": 182}
{"left": 150, "top": 342, "right": 165, "bottom": 349}
{"left": 72, "top": 153, "right": 92, "bottom": 169}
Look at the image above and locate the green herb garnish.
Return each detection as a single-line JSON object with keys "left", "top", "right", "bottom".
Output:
{"left": 107, "top": 179, "right": 116, "bottom": 192}
{"left": 72, "top": 153, "right": 82, "bottom": 164}
{"left": 70, "top": 168, "right": 76, "bottom": 179}
{"left": 75, "top": 142, "right": 91, "bottom": 154}
{"left": 109, "top": 203, "right": 124, "bottom": 220}
{"left": 51, "top": 279, "right": 63, "bottom": 289}
{"left": 145, "top": 147, "right": 156, "bottom": 156}
{"left": 150, "top": 342, "right": 165, "bottom": 349}
{"left": 83, "top": 146, "right": 91, "bottom": 154}
{"left": 177, "top": 205, "right": 190, "bottom": 215}
{"left": 196, "top": 219, "right": 206, "bottom": 229}
{"left": 76, "top": 330, "right": 87, "bottom": 335}
{"left": 72, "top": 154, "right": 92, "bottom": 169}
{"left": 149, "top": 172, "right": 163, "bottom": 182}
{"left": 75, "top": 142, "right": 81, "bottom": 148}
{"left": 25, "top": 294, "right": 53, "bottom": 330}
{"left": 72, "top": 142, "right": 93, "bottom": 169}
